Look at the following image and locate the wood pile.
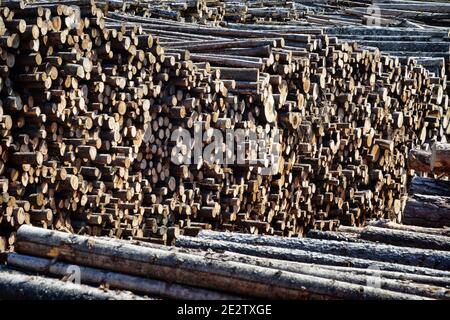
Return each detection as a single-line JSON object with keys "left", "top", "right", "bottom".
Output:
{"left": 0, "top": 0, "right": 448, "bottom": 252}
{"left": 3, "top": 224, "right": 450, "bottom": 299}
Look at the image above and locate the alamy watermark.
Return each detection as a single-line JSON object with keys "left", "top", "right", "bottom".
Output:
{"left": 168, "top": 122, "right": 282, "bottom": 176}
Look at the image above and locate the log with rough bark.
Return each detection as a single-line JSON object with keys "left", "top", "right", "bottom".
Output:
{"left": 403, "top": 194, "right": 450, "bottom": 228}
{"left": 6, "top": 252, "right": 241, "bottom": 300}
{"left": 176, "top": 235, "right": 450, "bottom": 278}
{"left": 13, "top": 225, "right": 429, "bottom": 300}
{"left": 306, "top": 229, "right": 364, "bottom": 242}
{"left": 360, "top": 226, "right": 450, "bottom": 251}
{"left": 88, "top": 234, "right": 450, "bottom": 288}
{"left": 196, "top": 230, "right": 450, "bottom": 270}
{"left": 366, "top": 219, "right": 450, "bottom": 237}
{"left": 409, "top": 177, "right": 450, "bottom": 197}
{"left": 0, "top": 266, "right": 144, "bottom": 300}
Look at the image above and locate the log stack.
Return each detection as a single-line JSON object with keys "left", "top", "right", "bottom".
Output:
{"left": 4, "top": 225, "right": 450, "bottom": 299}
{"left": 0, "top": 0, "right": 448, "bottom": 253}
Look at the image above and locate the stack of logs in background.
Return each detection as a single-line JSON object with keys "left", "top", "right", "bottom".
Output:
{"left": 0, "top": 0, "right": 449, "bottom": 252}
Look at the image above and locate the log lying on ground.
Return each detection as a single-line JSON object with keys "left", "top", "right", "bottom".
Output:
{"left": 196, "top": 230, "right": 450, "bottom": 270}
{"left": 14, "top": 225, "right": 428, "bottom": 300}
{"left": 96, "top": 235, "right": 450, "bottom": 288}
{"left": 176, "top": 236, "right": 450, "bottom": 278}
{"left": 360, "top": 226, "right": 450, "bottom": 251}
{"left": 0, "top": 266, "right": 144, "bottom": 300}
{"left": 366, "top": 219, "right": 450, "bottom": 237}
{"left": 403, "top": 194, "right": 450, "bottom": 228}
{"left": 306, "top": 229, "right": 364, "bottom": 242}
{"left": 409, "top": 177, "right": 450, "bottom": 198}
{"left": 168, "top": 243, "right": 448, "bottom": 299}
{"left": 6, "top": 253, "right": 240, "bottom": 300}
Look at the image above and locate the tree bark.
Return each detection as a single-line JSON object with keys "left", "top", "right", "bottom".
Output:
{"left": 409, "top": 177, "right": 450, "bottom": 197}
{"left": 177, "top": 236, "right": 450, "bottom": 278}
{"left": 360, "top": 226, "right": 450, "bottom": 251}
{"left": 307, "top": 229, "right": 364, "bottom": 242}
{"left": 197, "top": 230, "right": 450, "bottom": 270}
{"left": 431, "top": 142, "right": 450, "bottom": 172}
{"left": 366, "top": 219, "right": 450, "bottom": 237}
{"left": 403, "top": 194, "right": 450, "bottom": 228}
{"left": 0, "top": 266, "right": 144, "bottom": 300}
{"left": 7, "top": 253, "right": 241, "bottom": 300}
{"left": 14, "top": 225, "right": 427, "bottom": 300}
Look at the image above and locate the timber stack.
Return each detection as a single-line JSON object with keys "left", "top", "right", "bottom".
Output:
{"left": 1, "top": 224, "right": 450, "bottom": 299}
{"left": 0, "top": 0, "right": 448, "bottom": 252}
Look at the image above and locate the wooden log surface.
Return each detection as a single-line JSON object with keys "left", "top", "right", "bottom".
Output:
{"left": 366, "top": 219, "right": 450, "bottom": 237}
{"left": 14, "top": 225, "right": 429, "bottom": 300}
{"left": 196, "top": 230, "right": 450, "bottom": 270}
{"left": 6, "top": 252, "right": 242, "bottom": 300}
{"left": 176, "top": 236, "right": 450, "bottom": 278}
{"left": 360, "top": 226, "right": 450, "bottom": 251}
{"left": 403, "top": 194, "right": 450, "bottom": 228}
{"left": 0, "top": 266, "right": 144, "bottom": 300}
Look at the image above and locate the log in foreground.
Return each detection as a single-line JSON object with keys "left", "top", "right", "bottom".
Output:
{"left": 366, "top": 219, "right": 450, "bottom": 237}
{"left": 196, "top": 230, "right": 450, "bottom": 270}
{"left": 409, "top": 177, "right": 450, "bottom": 198}
{"left": 0, "top": 266, "right": 144, "bottom": 300}
{"left": 360, "top": 226, "right": 450, "bottom": 251}
{"left": 94, "top": 235, "right": 450, "bottom": 288}
{"left": 14, "top": 225, "right": 428, "bottom": 299}
{"left": 176, "top": 236, "right": 450, "bottom": 278}
{"left": 403, "top": 194, "right": 450, "bottom": 228}
{"left": 6, "top": 253, "right": 241, "bottom": 300}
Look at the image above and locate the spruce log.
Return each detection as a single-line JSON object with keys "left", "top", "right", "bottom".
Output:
{"left": 410, "top": 177, "right": 450, "bottom": 197}
{"left": 403, "top": 194, "right": 450, "bottom": 228}
{"left": 408, "top": 143, "right": 450, "bottom": 175}
{"left": 431, "top": 143, "right": 450, "bottom": 173}
{"left": 177, "top": 236, "right": 450, "bottom": 278}
{"left": 14, "top": 226, "right": 426, "bottom": 300}
{"left": 360, "top": 226, "right": 450, "bottom": 251}
{"left": 196, "top": 230, "right": 450, "bottom": 270}
{"left": 0, "top": 266, "right": 143, "bottom": 300}
{"left": 7, "top": 253, "right": 241, "bottom": 300}
{"left": 366, "top": 219, "right": 450, "bottom": 237}
{"left": 98, "top": 236, "right": 450, "bottom": 288}
{"left": 307, "top": 229, "right": 364, "bottom": 242}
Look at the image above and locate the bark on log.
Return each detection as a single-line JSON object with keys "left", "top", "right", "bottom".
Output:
{"left": 360, "top": 226, "right": 450, "bottom": 251}
{"left": 7, "top": 253, "right": 241, "bottom": 300}
{"left": 307, "top": 229, "right": 364, "bottom": 242}
{"left": 410, "top": 177, "right": 450, "bottom": 197}
{"left": 197, "top": 230, "right": 450, "bottom": 270}
{"left": 431, "top": 143, "right": 450, "bottom": 172}
{"left": 408, "top": 143, "right": 450, "bottom": 176}
{"left": 97, "top": 236, "right": 450, "bottom": 288}
{"left": 14, "top": 226, "right": 427, "bottom": 300}
{"left": 177, "top": 236, "right": 450, "bottom": 278}
{"left": 366, "top": 219, "right": 450, "bottom": 237}
{"left": 403, "top": 194, "right": 450, "bottom": 228}
{"left": 0, "top": 266, "right": 144, "bottom": 300}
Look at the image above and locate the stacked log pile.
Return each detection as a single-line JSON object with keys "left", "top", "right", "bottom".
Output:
{"left": 0, "top": 0, "right": 448, "bottom": 252}
{"left": 3, "top": 224, "right": 450, "bottom": 300}
{"left": 105, "top": 0, "right": 226, "bottom": 25}
{"left": 0, "top": 265, "right": 145, "bottom": 300}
